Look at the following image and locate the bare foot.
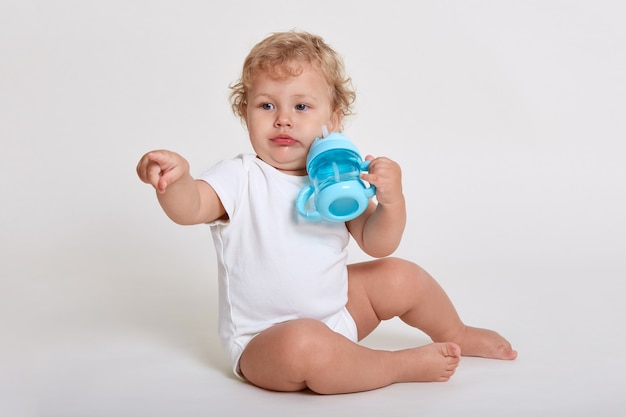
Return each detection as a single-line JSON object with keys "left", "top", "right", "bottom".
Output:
{"left": 450, "top": 326, "right": 518, "bottom": 360}
{"left": 396, "top": 342, "right": 462, "bottom": 383}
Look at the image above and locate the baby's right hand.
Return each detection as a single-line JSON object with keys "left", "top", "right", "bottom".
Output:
{"left": 136, "top": 150, "right": 190, "bottom": 193}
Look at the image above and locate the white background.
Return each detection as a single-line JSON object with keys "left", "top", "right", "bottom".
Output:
{"left": 2, "top": 1, "right": 625, "bottom": 416}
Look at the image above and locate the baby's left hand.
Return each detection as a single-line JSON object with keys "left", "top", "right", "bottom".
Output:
{"left": 360, "top": 155, "right": 403, "bottom": 205}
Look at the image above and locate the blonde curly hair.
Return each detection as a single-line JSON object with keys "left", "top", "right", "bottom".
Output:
{"left": 229, "top": 31, "right": 356, "bottom": 126}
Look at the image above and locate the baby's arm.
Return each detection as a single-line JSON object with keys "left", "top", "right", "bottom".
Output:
{"left": 347, "top": 155, "right": 406, "bottom": 258}
{"left": 136, "top": 150, "right": 225, "bottom": 225}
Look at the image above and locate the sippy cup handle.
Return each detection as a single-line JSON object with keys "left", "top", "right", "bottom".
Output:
{"left": 296, "top": 185, "right": 322, "bottom": 221}
{"left": 360, "top": 160, "right": 376, "bottom": 197}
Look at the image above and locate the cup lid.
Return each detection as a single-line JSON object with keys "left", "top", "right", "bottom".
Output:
{"left": 306, "top": 132, "right": 361, "bottom": 171}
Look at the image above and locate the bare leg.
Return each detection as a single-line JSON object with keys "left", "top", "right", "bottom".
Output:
{"left": 239, "top": 319, "right": 461, "bottom": 394}
{"left": 347, "top": 258, "right": 517, "bottom": 360}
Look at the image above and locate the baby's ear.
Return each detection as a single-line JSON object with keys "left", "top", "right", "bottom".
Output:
{"left": 329, "top": 110, "right": 343, "bottom": 132}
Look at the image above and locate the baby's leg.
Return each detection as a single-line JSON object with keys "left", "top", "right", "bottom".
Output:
{"left": 347, "top": 258, "right": 517, "bottom": 360}
{"left": 238, "top": 318, "right": 461, "bottom": 394}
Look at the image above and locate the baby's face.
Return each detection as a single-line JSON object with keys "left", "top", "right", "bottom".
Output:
{"left": 245, "top": 62, "right": 341, "bottom": 175}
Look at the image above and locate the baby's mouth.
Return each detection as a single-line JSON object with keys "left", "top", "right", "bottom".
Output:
{"left": 271, "top": 134, "right": 298, "bottom": 145}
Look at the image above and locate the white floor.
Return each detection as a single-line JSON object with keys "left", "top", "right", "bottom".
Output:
{"left": 3, "top": 239, "right": 625, "bottom": 416}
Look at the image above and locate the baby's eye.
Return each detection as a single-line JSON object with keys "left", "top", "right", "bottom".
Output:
{"left": 262, "top": 103, "right": 275, "bottom": 110}
{"left": 295, "top": 103, "right": 309, "bottom": 111}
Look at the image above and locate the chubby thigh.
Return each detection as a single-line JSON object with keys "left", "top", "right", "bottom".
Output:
{"left": 235, "top": 307, "right": 357, "bottom": 383}
{"left": 237, "top": 318, "right": 359, "bottom": 392}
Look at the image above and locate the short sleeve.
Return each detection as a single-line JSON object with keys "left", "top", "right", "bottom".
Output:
{"left": 198, "top": 154, "right": 249, "bottom": 225}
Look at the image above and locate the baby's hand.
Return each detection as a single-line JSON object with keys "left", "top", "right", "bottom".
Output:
{"left": 136, "top": 150, "right": 190, "bottom": 193}
{"left": 361, "top": 155, "right": 403, "bottom": 205}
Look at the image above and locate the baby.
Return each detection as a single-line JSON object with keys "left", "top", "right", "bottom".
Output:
{"left": 137, "top": 31, "right": 517, "bottom": 394}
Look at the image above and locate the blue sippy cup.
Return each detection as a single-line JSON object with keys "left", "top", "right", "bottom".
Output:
{"left": 296, "top": 131, "right": 375, "bottom": 222}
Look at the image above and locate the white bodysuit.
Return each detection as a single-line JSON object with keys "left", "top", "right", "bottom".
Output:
{"left": 200, "top": 154, "right": 358, "bottom": 377}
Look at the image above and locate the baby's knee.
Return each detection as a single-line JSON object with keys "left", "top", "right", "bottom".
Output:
{"left": 380, "top": 257, "right": 417, "bottom": 272}
{"left": 381, "top": 257, "right": 428, "bottom": 290}
{"left": 273, "top": 319, "right": 336, "bottom": 370}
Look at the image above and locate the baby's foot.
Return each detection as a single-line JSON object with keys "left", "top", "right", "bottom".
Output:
{"left": 397, "top": 342, "right": 461, "bottom": 382}
{"left": 452, "top": 326, "right": 518, "bottom": 360}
